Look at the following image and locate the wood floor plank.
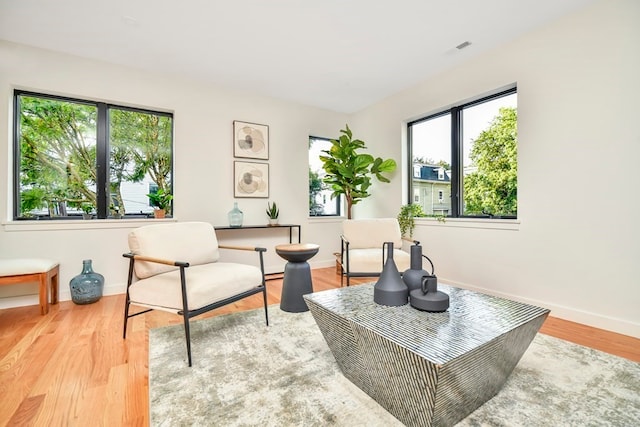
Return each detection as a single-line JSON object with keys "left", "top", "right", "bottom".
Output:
{"left": 6, "top": 394, "right": 45, "bottom": 427}
{"left": 0, "top": 267, "right": 637, "bottom": 426}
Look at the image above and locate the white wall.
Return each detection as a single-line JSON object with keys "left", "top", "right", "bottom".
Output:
{"left": 0, "top": 41, "right": 347, "bottom": 305}
{"left": 351, "top": 0, "right": 640, "bottom": 337}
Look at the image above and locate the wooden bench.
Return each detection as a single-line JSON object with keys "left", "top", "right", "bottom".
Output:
{"left": 0, "top": 259, "right": 60, "bottom": 315}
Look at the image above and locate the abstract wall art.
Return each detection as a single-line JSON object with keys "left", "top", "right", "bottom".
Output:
{"left": 234, "top": 161, "right": 269, "bottom": 198}
{"left": 233, "top": 120, "right": 269, "bottom": 160}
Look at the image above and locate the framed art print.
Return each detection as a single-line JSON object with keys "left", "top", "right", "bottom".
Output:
{"left": 233, "top": 120, "right": 269, "bottom": 160}
{"left": 234, "top": 161, "right": 269, "bottom": 198}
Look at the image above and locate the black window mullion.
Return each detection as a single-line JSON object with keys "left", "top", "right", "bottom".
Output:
{"left": 13, "top": 94, "right": 22, "bottom": 220}
{"left": 96, "top": 103, "right": 108, "bottom": 218}
{"left": 450, "top": 107, "right": 462, "bottom": 217}
{"left": 407, "top": 124, "right": 414, "bottom": 204}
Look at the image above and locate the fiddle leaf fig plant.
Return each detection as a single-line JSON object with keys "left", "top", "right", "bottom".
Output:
{"left": 319, "top": 124, "right": 397, "bottom": 219}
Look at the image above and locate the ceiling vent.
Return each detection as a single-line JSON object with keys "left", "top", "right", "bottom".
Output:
{"left": 456, "top": 41, "right": 472, "bottom": 50}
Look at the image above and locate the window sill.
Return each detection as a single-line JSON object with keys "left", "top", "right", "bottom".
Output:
{"left": 2, "top": 218, "right": 177, "bottom": 232}
{"left": 415, "top": 217, "right": 519, "bottom": 231}
{"left": 308, "top": 216, "right": 345, "bottom": 224}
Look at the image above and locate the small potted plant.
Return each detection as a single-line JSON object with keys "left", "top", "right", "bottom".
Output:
{"left": 397, "top": 204, "right": 425, "bottom": 238}
{"left": 81, "top": 202, "right": 94, "bottom": 220}
{"left": 147, "top": 188, "right": 173, "bottom": 219}
{"left": 266, "top": 201, "right": 279, "bottom": 226}
{"left": 110, "top": 204, "right": 123, "bottom": 219}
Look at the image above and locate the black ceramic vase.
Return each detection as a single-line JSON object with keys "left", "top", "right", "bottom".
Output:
{"left": 402, "top": 242, "right": 432, "bottom": 292}
{"left": 69, "top": 259, "right": 104, "bottom": 305}
{"left": 373, "top": 242, "right": 409, "bottom": 306}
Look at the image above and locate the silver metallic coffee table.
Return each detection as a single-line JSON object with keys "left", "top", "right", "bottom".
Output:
{"left": 304, "top": 283, "right": 549, "bottom": 427}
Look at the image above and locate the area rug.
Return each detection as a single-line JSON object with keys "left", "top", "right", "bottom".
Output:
{"left": 149, "top": 307, "right": 640, "bottom": 426}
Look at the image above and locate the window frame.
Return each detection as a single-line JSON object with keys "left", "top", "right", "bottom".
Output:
{"left": 308, "top": 135, "right": 341, "bottom": 217}
{"left": 407, "top": 86, "right": 517, "bottom": 220}
{"left": 12, "top": 90, "right": 174, "bottom": 221}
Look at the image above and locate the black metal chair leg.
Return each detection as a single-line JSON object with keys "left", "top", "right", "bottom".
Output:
{"left": 123, "top": 257, "right": 135, "bottom": 339}
{"left": 123, "top": 299, "right": 130, "bottom": 339}
{"left": 183, "top": 312, "right": 192, "bottom": 367}
{"left": 262, "top": 287, "right": 269, "bottom": 326}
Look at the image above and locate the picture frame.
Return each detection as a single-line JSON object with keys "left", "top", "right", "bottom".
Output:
{"left": 234, "top": 161, "right": 269, "bottom": 198}
{"left": 233, "top": 120, "right": 269, "bottom": 160}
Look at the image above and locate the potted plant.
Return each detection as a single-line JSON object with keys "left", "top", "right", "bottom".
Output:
{"left": 266, "top": 201, "right": 279, "bottom": 226}
{"left": 81, "top": 202, "right": 94, "bottom": 220}
{"left": 320, "top": 124, "right": 396, "bottom": 219}
{"left": 147, "top": 188, "right": 173, "bottom": 219}
{"left": 397, "top": 204, "right": 425, "bottom": 238}
{"left": 109, "top": 204, "right": 123, "bottom": 219}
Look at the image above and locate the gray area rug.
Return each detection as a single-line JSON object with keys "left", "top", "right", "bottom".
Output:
{"left": 149, "top": 306, "right": 640, "bottom": 426}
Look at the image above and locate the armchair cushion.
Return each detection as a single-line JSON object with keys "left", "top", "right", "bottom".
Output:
{"left": 347, "top": 248, "right": 410, "bottom": 274}
{"left": 342, "top": 218, "right": 403, "bottom": 249}
{"left": 341, "top": 218, "right": 411, "bottom": 277}
{"left": 128, "top": 222, "right": 220, "bottom": 279}
{"left": 128, "top": 262, "right": 262, "bottom": 312}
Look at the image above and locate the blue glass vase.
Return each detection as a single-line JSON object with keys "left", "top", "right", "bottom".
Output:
{"left": 69, "top": 259, "right": 104, "bottom": 305}
{"left": 228, "top": 202, "right": 243, "bottom": 228}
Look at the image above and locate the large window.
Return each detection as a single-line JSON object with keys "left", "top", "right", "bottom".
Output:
{"left": 408, "top": 87, "right": 517, "bottom": 219}
{"left": 13, "top": 90, "right": 173, "bottom": 220}
{"left": 309, "top": 136, "right": 340, "bottom": 216}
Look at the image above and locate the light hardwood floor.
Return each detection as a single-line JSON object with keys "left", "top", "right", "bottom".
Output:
{"left": 1, "top": 267, "right": 638, "bottom": 426}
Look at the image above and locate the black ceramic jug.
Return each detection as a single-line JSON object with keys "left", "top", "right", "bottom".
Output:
{"left": 409, "top": 272, "right": 450, "bottom": 312}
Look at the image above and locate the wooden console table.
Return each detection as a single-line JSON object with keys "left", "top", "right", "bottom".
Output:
{"left": 214, "top": 224, "right": 301, "bottom": 244}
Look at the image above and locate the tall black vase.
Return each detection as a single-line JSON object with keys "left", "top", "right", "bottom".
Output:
{"left": 373, "top": 242, "right": 409, "bottom": 306}
{"left": 69, "top": 259, "right": 104, "bottom": 305}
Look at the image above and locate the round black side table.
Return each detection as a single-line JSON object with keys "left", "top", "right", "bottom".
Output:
{"left": 275, "top": 243, "right": 320, "bottom": 312}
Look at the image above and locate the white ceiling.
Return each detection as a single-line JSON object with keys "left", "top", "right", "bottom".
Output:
{"left": 0, "top": 0, "right": 596, "bottom": 113}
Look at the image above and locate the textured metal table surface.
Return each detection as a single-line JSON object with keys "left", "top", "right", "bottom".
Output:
{"left": 305, "top": 283, "right": 548, "bottom": 364}
{"left": 304, "top": 283, "right": 550, "bottom": 427}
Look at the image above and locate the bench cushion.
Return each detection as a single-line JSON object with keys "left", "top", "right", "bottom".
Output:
{"left": 0, "top": 259, "right": 59, "bottom": 276}
{"left": 128, "top": 262, "right": 262, "bottom": 311}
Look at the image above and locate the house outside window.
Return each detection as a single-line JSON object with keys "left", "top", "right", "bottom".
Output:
{"left": 408, "top": 87, "right": 517, "bottom": 218}
{"left": 13, "top": 90, "right": 173, "bottom": 220}
{"left": 309, "top": 136, "right": 340, "bottom": 216}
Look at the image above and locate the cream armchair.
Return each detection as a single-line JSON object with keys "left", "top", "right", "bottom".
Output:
{"left": 340, "top": 218, "right": 411, "bottom": 287}
{"left": 122, "top": 221, "right": 268, "bottom": 366}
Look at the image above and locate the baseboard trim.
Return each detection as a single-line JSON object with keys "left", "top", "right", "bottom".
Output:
{"left": 0, "top": 283, "right": 125, "bottom": 309}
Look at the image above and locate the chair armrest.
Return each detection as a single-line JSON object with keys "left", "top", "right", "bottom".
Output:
{"left": 122, "top": 252, "right": 190, "bottom": 267}
{"left": 340, "top": 234, "right": 350, "bottom": 255}
{"left": 218, "top": 245, "right": 267, "bottom": 252}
